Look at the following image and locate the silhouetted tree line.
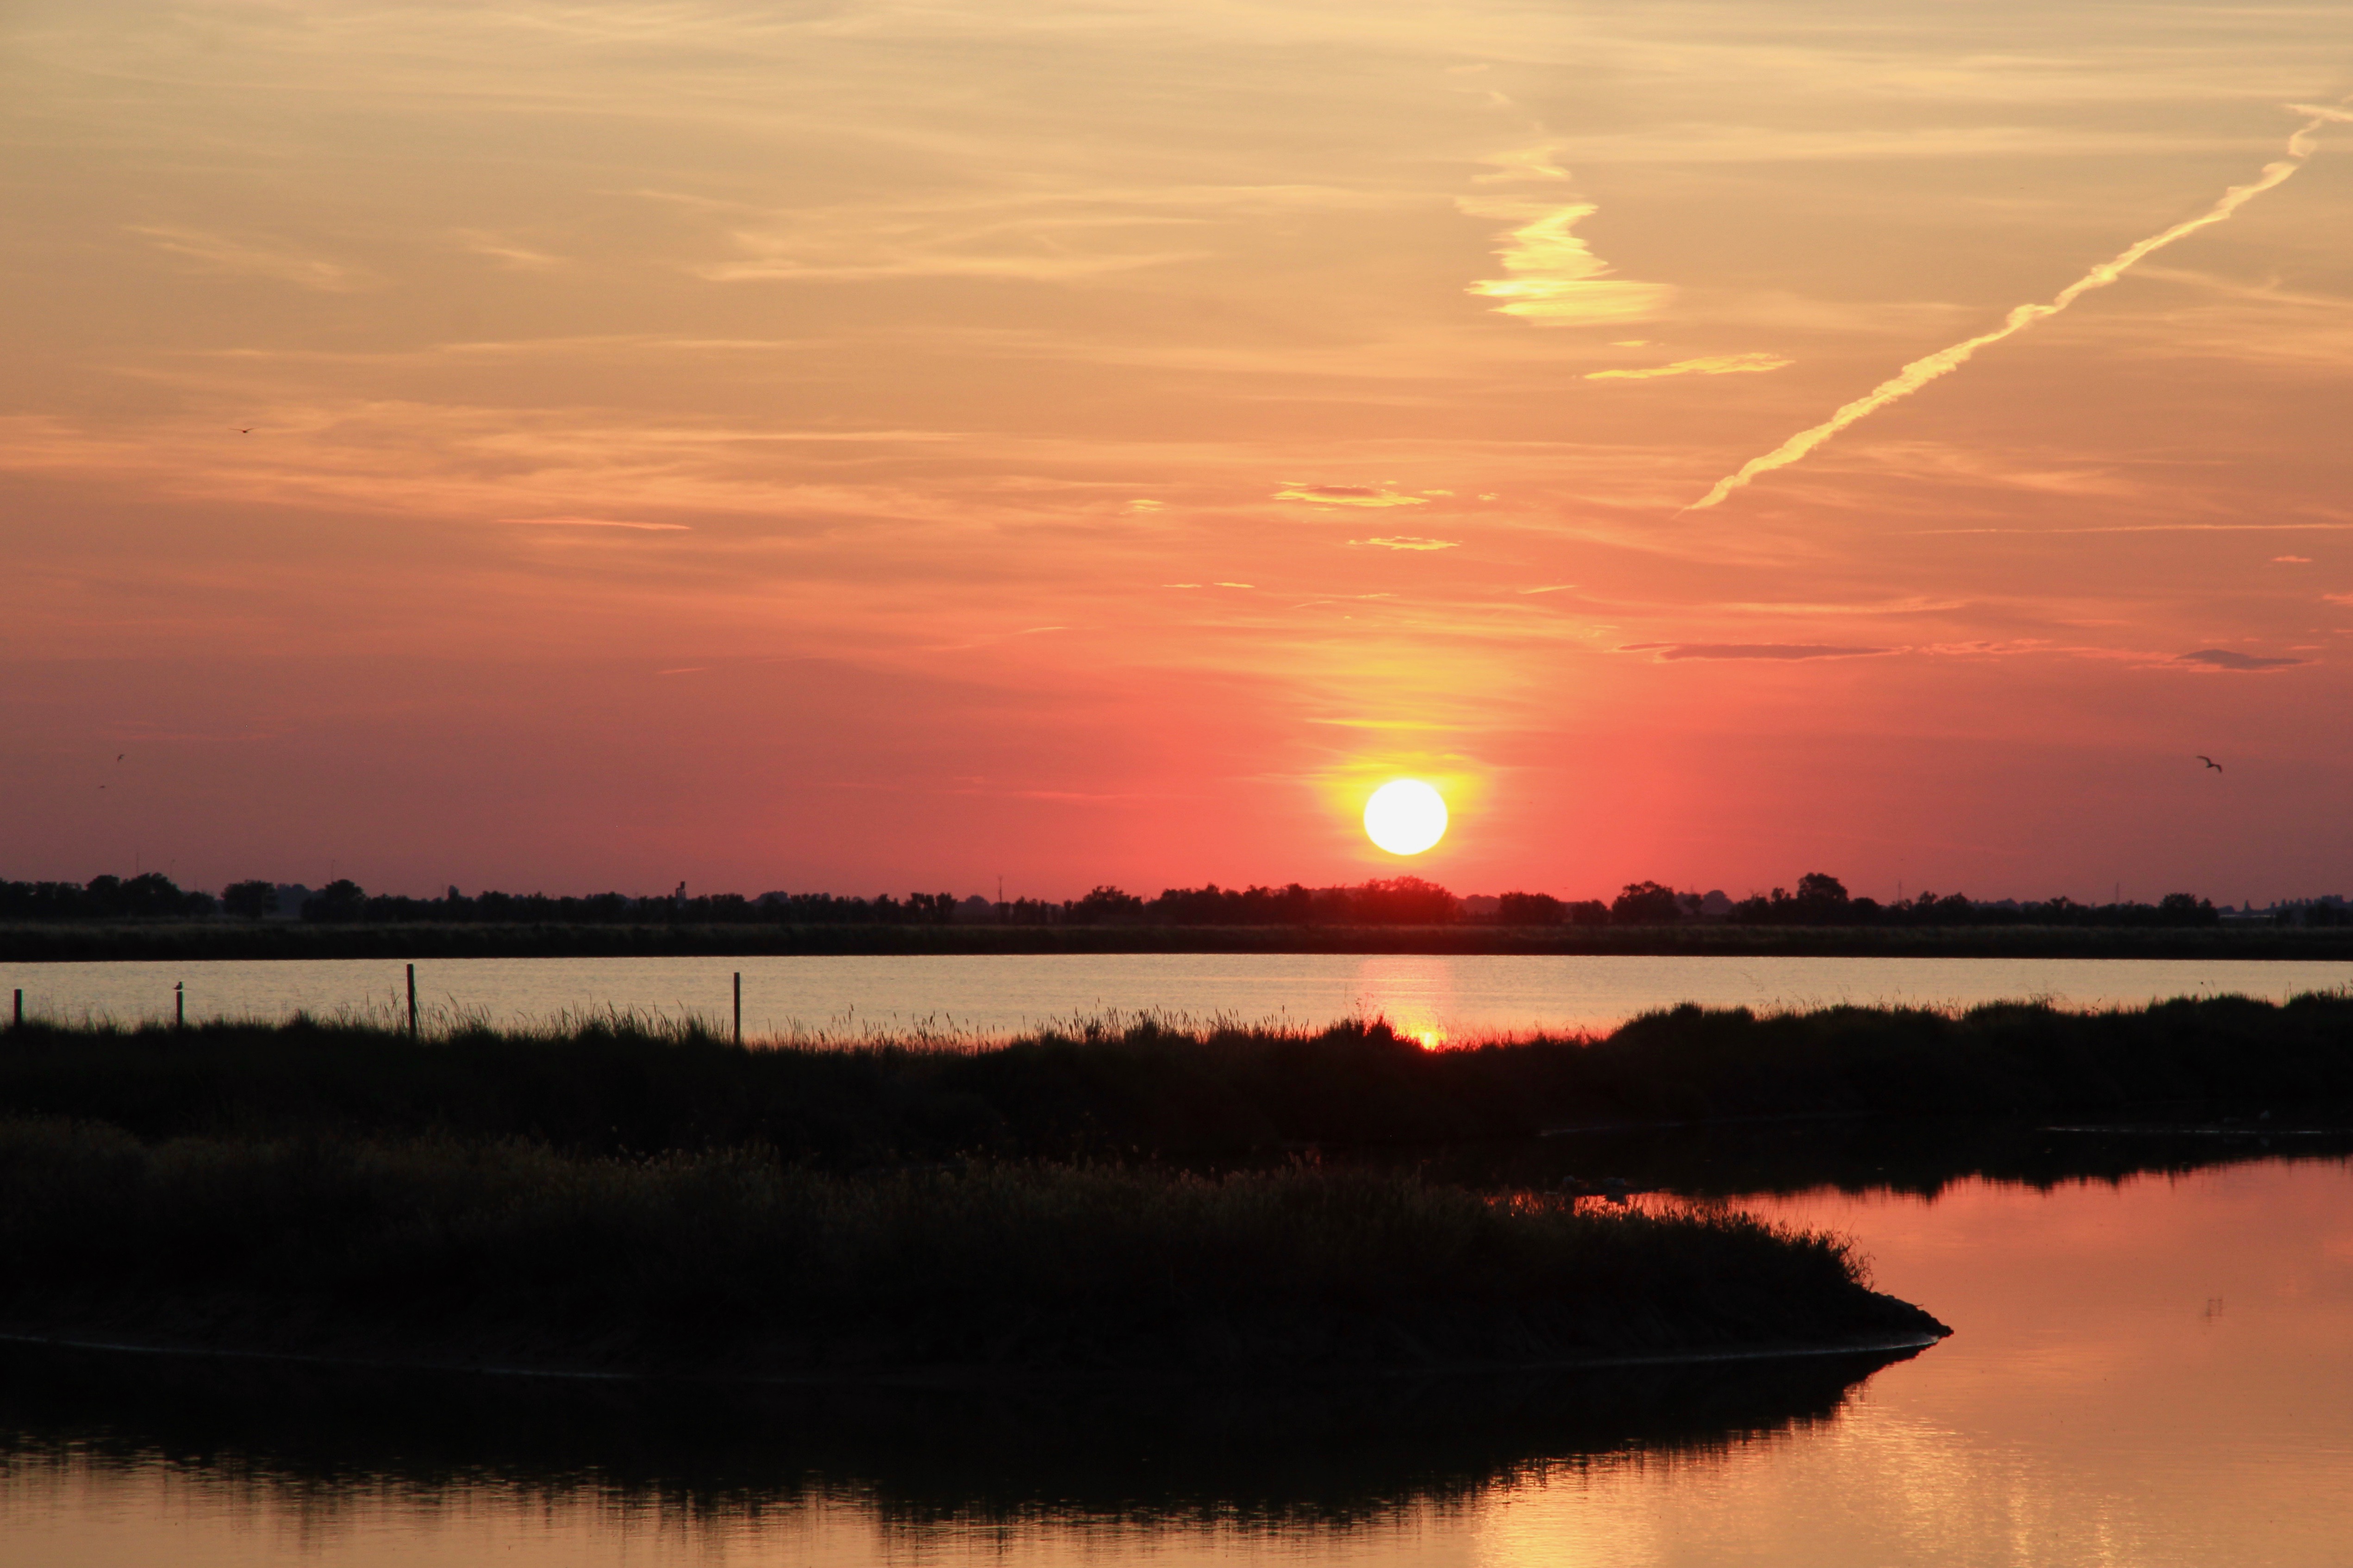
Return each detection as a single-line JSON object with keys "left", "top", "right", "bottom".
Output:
{"left": 283, "top": 881, "right": 966, "bottom": 926}
{"left": 1718, "top": 873, "right": 2221, "bottom": 929}
{"left": 0, "top": 875, "right": 216, "bottom": 920}
{"left": 1127, "top": 878, "right": 1460, "bottom": 927}
{"left": 0, "top": 871, "right": 2277, "bottom": 928}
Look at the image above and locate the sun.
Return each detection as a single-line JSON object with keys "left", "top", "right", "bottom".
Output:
{"left": 1364, "top": 778, "right": 1448, "bottom": 855}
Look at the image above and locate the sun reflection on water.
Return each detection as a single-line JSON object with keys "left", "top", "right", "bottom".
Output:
{"left": 1352, "top": 955, "right": 1454, "bottom": 1049}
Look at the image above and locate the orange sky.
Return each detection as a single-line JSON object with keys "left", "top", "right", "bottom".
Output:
{"left": 4, "top": 1, "right": 2351, "bottom": 902}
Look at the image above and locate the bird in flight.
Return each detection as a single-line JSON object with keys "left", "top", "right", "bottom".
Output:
{"left": 2197, "top": 755, "right": 2223, "bottom": 772}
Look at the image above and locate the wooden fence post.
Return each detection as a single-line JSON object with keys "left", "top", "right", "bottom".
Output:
{"left": 733, "top": 971, "right": 742, "bottom": 1046}
{"left": 407, "top": 963, "right": 418, "bottom": 1039}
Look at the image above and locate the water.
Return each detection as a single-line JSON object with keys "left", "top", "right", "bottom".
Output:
{"left": 5, "top": 1152, "right": 2347, "bottom": 1566}
{"left": 7, "top": 953, "right": 2350, "bottom": 1040}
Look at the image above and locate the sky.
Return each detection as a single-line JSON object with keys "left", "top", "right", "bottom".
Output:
{"left": 4, "top": 0, "right": 2351, "bottom": 905}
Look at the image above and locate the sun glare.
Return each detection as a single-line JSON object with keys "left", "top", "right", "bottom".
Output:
{"left": 1364, "top": 779, "right": 1448, "bottom": 856}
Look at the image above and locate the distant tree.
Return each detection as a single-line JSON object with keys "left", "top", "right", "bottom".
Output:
{"left": 1066, "top": 886, "right": 1146, "bottom": 925}
{"left": 2157, "top": 892, "right": 2219, "bottom": 927}
{"left": 1496, "top": 891, "right": 1565, "bottom": 926}
{"left": 1149, "top": 883, "right": 1318, "bottom": 926}
{"left": 1611, "top": 881, "right": 1684, "bottom": 924}
{"left": 301, "top": 879, "right": 367, "bottom": 922}
{"left": 1345, "top": 877, "right": 1457, "bottom": 925}
{"left": 1795, "top": 872, "right": 1848, "bottom": 905}
{"left": 222, "top": 880, "right": 276, "bottom": 919}
{"left": 904, "top": 891, "right": 959, "bottom": 924}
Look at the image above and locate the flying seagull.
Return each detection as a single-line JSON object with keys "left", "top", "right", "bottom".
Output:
{"left": 2197, "top": 755, "right": 2223, "bottom": 772}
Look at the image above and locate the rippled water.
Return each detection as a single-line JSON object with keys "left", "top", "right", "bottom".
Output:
{"left": 6, "top": 952, "right": 2351, "bottom": 1040}
{"left": 5, "top": 1153, "right": 2348, "bottom": 1566}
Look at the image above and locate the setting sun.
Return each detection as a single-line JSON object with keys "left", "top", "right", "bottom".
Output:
{"left": 1363, "top": 780, "right": 1448, "bottom": 856}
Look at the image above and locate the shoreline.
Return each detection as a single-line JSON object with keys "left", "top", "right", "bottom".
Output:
{"left": 8, "top": 920, "right": 2353, "bottom": 963}
{"left": 0, "top": 1324, "right": 1947, "bottom": 1390}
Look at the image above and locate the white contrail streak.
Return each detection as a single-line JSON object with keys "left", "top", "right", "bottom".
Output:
{"left": 1685, "top": 103, "right": 2353, "bottom": 511}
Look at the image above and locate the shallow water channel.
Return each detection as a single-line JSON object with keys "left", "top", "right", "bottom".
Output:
{"left": 9, "top": 952, "right": 2353, "bottom": 1039}
{"left": 4, "top": 1143, "right": 2347, "bottom": 1567}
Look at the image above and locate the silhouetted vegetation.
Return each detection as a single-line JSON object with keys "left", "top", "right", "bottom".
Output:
{"left": 1496, "top": 891, "right": 1610, "bottom": 926}
{"left": 0, "top": 1121, "right": 1933, "bottom": 1375}
{"left": 12, "top": 992, "right": 2345, "bottom": 1376}
{"left": 5, "top": 995, "right": 2348, "bottom": 1164}
{"left": 1724, "top": 872, "right": 2224, "bottom": 928}
{"left": 0, "top": 869, "right": 2321, "bottom": 943}
{"left": 0, "top": 874, "right": 214, "bottom": 921}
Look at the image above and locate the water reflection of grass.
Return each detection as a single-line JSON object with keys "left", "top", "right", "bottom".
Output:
{"left": 0, "top": 1336, "right": 1919, "bottom": 1533}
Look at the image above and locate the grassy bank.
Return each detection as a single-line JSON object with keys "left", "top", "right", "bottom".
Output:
{"left": 5, "top": 994, "right": 2350, "bottom": 1160}
{"left": 10, "top": 920, "right": 2353, "bottom": 961}
{"left": 0, "top": 1123, "right": 1935, "bottom": 1375}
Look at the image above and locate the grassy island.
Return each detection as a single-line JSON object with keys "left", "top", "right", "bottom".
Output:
{"left": 18, "top": 987, "right": 2336, "bottom": 1378}
{"left": 0, "top": 1123, "right": 1938, "bottom": 1377}
{"left": 15, "top": 1006, "right": 2212, "bottom": 1376}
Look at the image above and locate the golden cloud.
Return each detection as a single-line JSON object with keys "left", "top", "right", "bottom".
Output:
{"left": 1273, "top": 485, "right": 1428, "bottom": 508}
{"left": 1460, "top": 198, "right": 1672, "bottom": 326}
{"left": 1588, "top": 352, "right": 1792, "bottom": 381}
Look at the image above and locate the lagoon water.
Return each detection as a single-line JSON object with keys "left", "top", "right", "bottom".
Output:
{"left": 4, "top": 1152, "right": 2348, "bottom": 1566}
{"left": 6, "top": 952, "right": 2353, "bottom": 1041}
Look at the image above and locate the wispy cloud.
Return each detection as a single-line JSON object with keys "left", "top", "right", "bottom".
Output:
{"left": 454, "top": 231, "right": 566, "bottom": 270}
{"left": 1619, "top": 642, "right": 1894, "bottom": 661}
{"left": 1349, "top": 536, "right": 1459, "bottom": 550}
{"left": 499, "top": 516, "right": 691, "bottom": 531}
{"left": 1274, "top": 485, "right": 1427, "bottom": 508}
{"left": 1716, "top": 596, "right": 1965, "bottom": 616}
{"left": 2177, "top": 648, "right": 2306, "bottom": 671}
{"left": 129, "top": 225, "right": 372, "bottom": 292}
{"left": 693, "top": 193, "right": 1215, "bottom": 284}
{"left": 1687, "top": 101, "right": 2353, "bottom": 511}
{"left": 1588, "top": 353, "right": 1791, "bottom": 381}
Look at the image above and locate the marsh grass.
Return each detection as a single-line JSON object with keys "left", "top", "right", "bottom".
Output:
{"left": 3, "top": 993, "right": 2349, "bottom": 1162}
{"left": 0, "top": 1121, "right": 1934, "bottom": 1374}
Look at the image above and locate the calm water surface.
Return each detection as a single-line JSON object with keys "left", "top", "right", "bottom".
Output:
{"left": 4, "top": 1154, "right": 2348, "bottom": 1566}
{"left": 7, "top": 953, "right": 2352, "bottom": 1039}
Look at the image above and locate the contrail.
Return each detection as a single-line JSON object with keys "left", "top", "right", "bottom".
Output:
{"left": 1686, "top": 102, "right": 2353, "bottom": 511}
